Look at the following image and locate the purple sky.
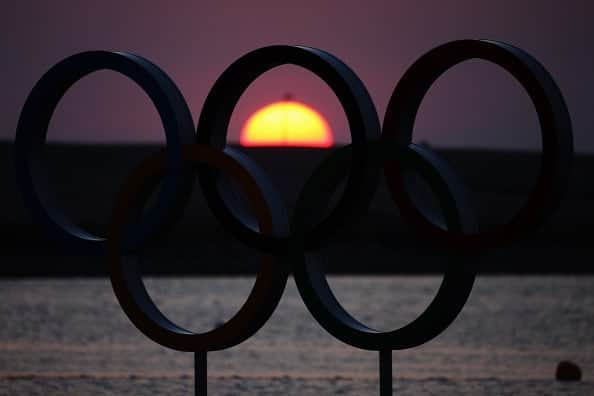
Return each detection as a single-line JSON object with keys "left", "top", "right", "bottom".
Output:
{"left": 2, "top": 1, "right": 593, "bottom": 151}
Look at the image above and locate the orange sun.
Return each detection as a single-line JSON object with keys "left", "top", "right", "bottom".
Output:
{"left": 240, "top": 100, "right": 333, "bottom": 148}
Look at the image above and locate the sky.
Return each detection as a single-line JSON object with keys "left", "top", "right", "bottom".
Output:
{"left": 2, "top": 1, "right": 593, "bottom": 151}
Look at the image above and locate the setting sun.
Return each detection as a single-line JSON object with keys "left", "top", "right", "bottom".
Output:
{"left": 240, "top": 100, "right": 333, "bottom": 148}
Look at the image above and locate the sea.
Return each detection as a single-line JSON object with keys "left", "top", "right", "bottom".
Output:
{"left": 0, "top": 276, "right": 592, "bottom": 395}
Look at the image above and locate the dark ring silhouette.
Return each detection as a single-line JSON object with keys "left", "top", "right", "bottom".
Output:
{"left": 291, "top": 143, "right": 477, "bottom": 350}
{"left": 13, "top": 41, "right": 574, "bottom": 395}
{"left": 14, "top": 51, "right": 195, "bottom": 254}
{"left": 106, "top": 145, "right": 289, "bottom": 352}
{"left": 196, "top": 45, "right": 381, "bottom": 254}
{"left": 382, "top": 40, "right": 573, "bottom": 250}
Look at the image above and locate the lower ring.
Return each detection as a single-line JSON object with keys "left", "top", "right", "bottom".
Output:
{"left": 106, "top": 144, "right": 289, "bottom": 352}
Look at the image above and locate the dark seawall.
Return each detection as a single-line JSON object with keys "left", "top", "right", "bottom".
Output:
{"left": 1, "top": 142, "right": 593, "bottom": 276}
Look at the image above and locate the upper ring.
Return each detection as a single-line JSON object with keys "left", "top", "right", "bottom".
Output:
{"left": 195, "top": 45, "right": 382, "bottom": 254}
{"left": 14, "top": 51, "right": 195, "bottom": 255}
{"left": 382, "top": 39, "right": 573, "bottom": 251}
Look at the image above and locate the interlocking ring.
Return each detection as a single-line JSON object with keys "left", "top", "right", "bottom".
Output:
{"left": 14, "top": 51, "right": 195, "bottom": 254}
{"left": 106, "top": 145, "right": 288, "bottom": 352}
{"left": 14, "top": 39, "right": 573, "bottom": 394}
{"left": 195, "top": 45, "right": 381, "bottom": 254}
{"left": 382, "top": 40, "right": 573, "bottom": 251}
{"left": 291, "top": 142, "right": 478, "bottom": 350}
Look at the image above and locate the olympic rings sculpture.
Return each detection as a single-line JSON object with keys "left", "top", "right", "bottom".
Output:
{"left": 14, "top": 40, "right": 573, "bottom": 395}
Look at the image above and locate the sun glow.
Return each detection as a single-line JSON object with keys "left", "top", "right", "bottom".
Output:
{"left": 240, "top": 100, "right": 333, "bottom": 148}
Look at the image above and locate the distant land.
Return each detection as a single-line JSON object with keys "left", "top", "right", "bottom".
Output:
{"left": 1, "top": 142, "right": 593, "bottom": 276}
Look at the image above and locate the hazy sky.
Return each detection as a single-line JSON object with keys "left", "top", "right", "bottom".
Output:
{"left": 2, "top": 1, "right": 593, "bottom": 151}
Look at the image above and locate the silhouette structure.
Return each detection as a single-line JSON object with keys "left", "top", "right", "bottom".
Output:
{"left": 14, "top": 40, "right": 572, "bottom": 395}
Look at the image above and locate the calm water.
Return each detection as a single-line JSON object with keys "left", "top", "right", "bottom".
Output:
{"left": 0, "top": 276, "right": 593, "bottom": 395}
